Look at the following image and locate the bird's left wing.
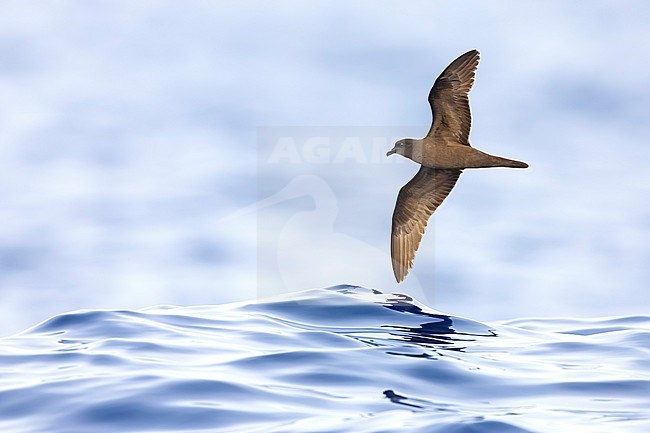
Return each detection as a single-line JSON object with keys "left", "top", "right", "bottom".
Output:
{"left": 427, "top": 50, "right": 479, "bottom": 145}
{"left": 391, "top": 167, "right": 461, "bottom": 282}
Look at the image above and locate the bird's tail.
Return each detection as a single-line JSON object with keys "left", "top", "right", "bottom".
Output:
{"left": 469, "top": 150, "right": 529, "bottom": 169}
{"left": 492, "top": 156, "right": 529, "bottom": 168}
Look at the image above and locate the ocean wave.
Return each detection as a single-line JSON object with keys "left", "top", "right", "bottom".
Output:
{"left": 1, "top": 285, "right": 649, "bottom": 433}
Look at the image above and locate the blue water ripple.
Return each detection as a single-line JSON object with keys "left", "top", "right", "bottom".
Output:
{"left": 1, "top": 285, "right": 649, "bottom": 432}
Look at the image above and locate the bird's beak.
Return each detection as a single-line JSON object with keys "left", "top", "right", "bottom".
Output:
{"left": 386, "top": 149, "right": 396, "bottom": 157}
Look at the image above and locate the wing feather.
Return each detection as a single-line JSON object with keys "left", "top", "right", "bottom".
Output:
{"left": 427, "top": 50, "right": 480, "bottom": 145}
{"left": 391, "top": 168, "right": 461, "bottom": 282}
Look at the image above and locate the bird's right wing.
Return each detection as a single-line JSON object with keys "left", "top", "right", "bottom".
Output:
{"left": 427, "top": 50, "right": 480, "bottom": 145}
{"left": 391, "top": 167, "right": 461, "bottom": 282}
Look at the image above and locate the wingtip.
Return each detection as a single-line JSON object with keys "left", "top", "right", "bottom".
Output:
{"left": 391, "top": 259, "right": 402, "bottom": 283}
{"left": 391, "top": 261, "right": 408, "bottom": 284}
{"left": 391, "top": 265, "right": 400, "bottom": 283}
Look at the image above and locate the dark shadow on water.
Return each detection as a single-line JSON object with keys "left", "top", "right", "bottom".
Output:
{"left": 383, "top": 389, "right": 424, "bottom": 409}
{"left": 377, "top": 292, "right": 497, "bottom": 352}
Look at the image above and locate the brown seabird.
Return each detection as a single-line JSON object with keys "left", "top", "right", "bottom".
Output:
{"left": 386, "top": 49, "right": 528, "bottom": 283}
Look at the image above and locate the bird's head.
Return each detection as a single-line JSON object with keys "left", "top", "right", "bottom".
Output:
{"left": 386, "top": 138, "right": 415, "bottom": 158}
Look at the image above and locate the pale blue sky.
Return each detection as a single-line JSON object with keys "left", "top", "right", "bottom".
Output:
{"left": 0, "top": 1, "right": 648, "bottom": 335}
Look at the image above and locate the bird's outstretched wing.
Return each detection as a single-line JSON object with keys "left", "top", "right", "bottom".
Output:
{"left": 391, "top": 167, "right": 461, "bottom": 282}
{"left": 427, "top": 49, "right": 480, "bottom": 145}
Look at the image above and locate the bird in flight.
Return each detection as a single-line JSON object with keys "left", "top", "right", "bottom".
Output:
{"left": 387, "top": 49, "right": 528, "bottom": 283}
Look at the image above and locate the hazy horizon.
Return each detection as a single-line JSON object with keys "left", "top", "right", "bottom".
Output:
{"left": 0, "top": 1, "right": 648, "bottom": 336}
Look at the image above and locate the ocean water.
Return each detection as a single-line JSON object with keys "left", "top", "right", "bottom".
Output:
{"left": 1, "top": 286, "right": 648, "bottom": 433}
